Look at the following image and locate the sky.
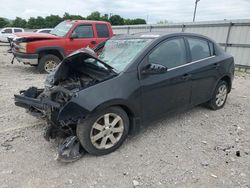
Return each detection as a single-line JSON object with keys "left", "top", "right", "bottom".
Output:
{"left": 0, "top": 0, "right": 250, "bottom": 23}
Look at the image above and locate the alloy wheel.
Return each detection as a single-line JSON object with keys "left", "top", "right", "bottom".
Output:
{"left": 90, "top": 113, "right": 124, "bottom": 149}
{"left": 215, "top": 84, "right": 227, "bottom": 107}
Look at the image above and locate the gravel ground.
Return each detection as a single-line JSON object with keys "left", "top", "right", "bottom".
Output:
{"left": 0, "top": 45, "right": 249, "bottom": 188}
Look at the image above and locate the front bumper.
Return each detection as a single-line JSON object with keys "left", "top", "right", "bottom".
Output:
{"left": 14, "top": 94, "right": 61, "bottom": 111}
{"left": 12, "top": 50, "right": 39, "bottom": 65}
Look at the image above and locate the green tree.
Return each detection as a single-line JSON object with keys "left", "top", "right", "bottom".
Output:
{"left": 12, "top": 17, "right": 27, "bottom": 28}
{"left": 44, "top": 15, "right": 63, "bottom": 28}
{"left": 35, "top": 16, "right": 46, "bottom": 28}
{"left": 101, "top": 14, "right": 109, "bottom": 22}
{"left": 27, "top": 17, "right": 37, "bottom": 29}
{"left": 124, "top": 18, "right": 146, "bottom": 25}
{"left": 87, "top": 11, "right": 101, "bottom": 20}
{"left": 63, "top": 12, "right": 85, "bottom": 20}
{"left": 131, "top": 18, "right": 146, "bottom": 25}
{"left": 0, "top": 17, "right": 9, "bottom": 28}
{"left": 109, "top": 15, "right": 124, "bottom": 25}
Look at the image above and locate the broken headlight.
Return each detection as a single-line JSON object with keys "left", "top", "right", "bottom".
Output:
{"left": 18, "top": 42, "right": 27, "bottom": 53}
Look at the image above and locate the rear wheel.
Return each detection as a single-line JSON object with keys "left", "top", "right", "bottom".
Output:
{"left": 76, "top": 107, "right": 129, "bottom": 155}
{"left": 207, "top": 80, "right": 228, "bottom": 110}
{"left": 38, "top": 54, "right": 61, "bottom": 73}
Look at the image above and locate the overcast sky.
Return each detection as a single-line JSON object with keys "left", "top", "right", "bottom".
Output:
{"left": 1, "top": 0, "right": 250, "bottom": 23}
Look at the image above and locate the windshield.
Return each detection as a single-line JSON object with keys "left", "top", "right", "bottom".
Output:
{"left": 50, "top": 21, "right": 73, "bottom": 37}
{"left": 98, "top": 38, "right": 152, "bottom": 72}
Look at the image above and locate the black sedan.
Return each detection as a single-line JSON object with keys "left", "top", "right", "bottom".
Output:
{"left": 14, "top": 32, "right": 234, "bottom": 160}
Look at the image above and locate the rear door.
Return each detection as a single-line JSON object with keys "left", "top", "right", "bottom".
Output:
{"left": 95, "top": 23, "right": 111, "bottom": 44}
{"left": 66, "top": 24, "right": 97, "bottom": 55}
{"left": 139, "top": 37, "right": 192, "bottom": 121}
{"left": 185, "top": 36, "right": 220, "bottom": 106}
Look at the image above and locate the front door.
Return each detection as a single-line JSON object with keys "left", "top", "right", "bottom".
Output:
{"left": 66, "top": 24, "right": 98, "bottom": 55}
{"left": 140, "top": 37, "right": 192, "bottom": 121}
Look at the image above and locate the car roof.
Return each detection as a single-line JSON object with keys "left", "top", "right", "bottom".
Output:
{"left": 1, "top": 27, "right": 24, "bottom": 29}
{"left": 37, "top": 28, "right": 53, "bottom": 30}
{"left": 112, "top": 32, "right": 214, "bottom": 42}
{"left": 65, "top": 20, "right": 110, "bottom": 25}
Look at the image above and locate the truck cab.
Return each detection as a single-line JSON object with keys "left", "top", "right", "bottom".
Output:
{"left": 0, "top": 27, "right": 24, "bottom": 43}
{"left": 12, "top": 20, "right": 113, "bottom": 73}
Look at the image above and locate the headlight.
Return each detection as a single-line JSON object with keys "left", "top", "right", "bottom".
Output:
{"left": 18, "top": 42, "right": 27, "bottom": 53}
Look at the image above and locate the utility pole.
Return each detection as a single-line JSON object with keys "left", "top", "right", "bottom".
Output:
{"left": 109, "top": 13, "right": 113, "bottom": 19}
{"left": 193, "top": 0, "right": 200, "bottom": 22}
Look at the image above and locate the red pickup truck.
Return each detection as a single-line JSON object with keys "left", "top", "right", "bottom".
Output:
{"left": 12, "top": 20, "right": 113, "bottom": 73}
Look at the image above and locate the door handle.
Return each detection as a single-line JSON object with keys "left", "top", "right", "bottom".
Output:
{"left": 90, "top": 41, "right": 97, "bottom": 45}
{"left": 182, "top": 73, "right": 192, "bottom": 81}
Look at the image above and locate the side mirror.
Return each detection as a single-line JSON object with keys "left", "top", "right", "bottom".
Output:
{"left": 142, "top": 63, "right": 168, "bottom": 75}
{"left": 70, "top": 33, "right": 78, "bottom": 39}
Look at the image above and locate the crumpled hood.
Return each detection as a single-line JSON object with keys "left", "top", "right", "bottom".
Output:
{"left": 14, "top": 32, "right": 61, "bottom": 40}
{"left": 45, "top": 48, "right": 116, "bottom": 86}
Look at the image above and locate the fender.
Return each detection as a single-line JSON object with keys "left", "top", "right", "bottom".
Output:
{"left": 35, "top": 46, "right": 66, "bottom": 59}
{"left": 57, "top": 99, "right": 142, "bottom": 134}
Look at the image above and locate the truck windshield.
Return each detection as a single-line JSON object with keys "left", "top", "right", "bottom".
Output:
{"left": 50, "top": 21, "right": 73, "bottom": 37}
{"left": 98, "top": 38, "right": 152, "bottom": 72}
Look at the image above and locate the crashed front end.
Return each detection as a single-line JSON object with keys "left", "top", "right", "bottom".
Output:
{"left": 14, "top": 85, "right": 80, "bottom": 140}
{"left": 14, "top": 49, "right": 117, "bottom": 161}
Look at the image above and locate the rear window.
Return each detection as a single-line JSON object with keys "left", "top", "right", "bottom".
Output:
{"left": 96, "top": 24, "right": 109, "bottom": 38}
{"left": 14, "top": 29, "right": 23, "bottom": 33}
{"left": 187, "top": 37, "right": 211, "bottom": 61}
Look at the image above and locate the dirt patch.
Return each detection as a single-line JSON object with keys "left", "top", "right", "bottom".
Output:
{"left": 0, "top": 46, "right": 249, "bottom": 188}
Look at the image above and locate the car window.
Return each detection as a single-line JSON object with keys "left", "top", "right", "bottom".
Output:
{"left": 73, "top": 25, "right": 93, "bottom": 38}
{"left": 209, "top": 42, "right": 215, "bottom": 55}
{"left": 187, "top": 37, "right": 211, "bottom": 61}
{"left": 14, "top": 29, "right": 22, "bottom": 33}
{"left": 96, "top": 24, "right": 109, "bottom": 38}
{"left": 40, "top": 30, "right": 51, "bottom": 33}
{"left": 148, "top": 38, "right": 187, "bottom": 69}
{"left": 2, "top": 29, "right": 12, "bottom": 33}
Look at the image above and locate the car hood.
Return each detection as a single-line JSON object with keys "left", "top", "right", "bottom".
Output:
{"left": 45, "top": 48, "right": 117, "bottom": 86}
{"left": 14, "top": 32, "right": 61, "bottom": 40}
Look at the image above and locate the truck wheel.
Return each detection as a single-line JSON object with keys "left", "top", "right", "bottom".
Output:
{"left": 38, "top": 54, "right": 61, "bottom": 73}
{"left": 76, "top": 107, "right": 129, "bottom": 156}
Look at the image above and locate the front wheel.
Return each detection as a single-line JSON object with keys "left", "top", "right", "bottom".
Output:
{"left": 207, "top": 80, "right": 228, "bottom": 110}
{"left": 38, "top": 54, "right": 61, "bottom": 73}
{"left": 76, "top": 107, "right": 129, "bottom": 155}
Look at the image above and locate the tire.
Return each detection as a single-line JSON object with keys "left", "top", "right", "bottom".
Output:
{"left": 38, "top": 54, "right": 61, "bottom": 73}
{"left": 77, "top": 107, "right": 129, "bottom": 156}
{"left": 207, "top": 80, "right": 228, "bottom": 110}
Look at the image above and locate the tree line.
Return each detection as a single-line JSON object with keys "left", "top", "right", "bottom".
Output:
{"left": 0, "top": 11, "right": 146, "bottom": 29}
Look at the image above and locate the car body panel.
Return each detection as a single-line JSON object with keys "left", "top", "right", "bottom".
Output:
{"left": 14, "top": 32, "right": 234, "bottom": 135}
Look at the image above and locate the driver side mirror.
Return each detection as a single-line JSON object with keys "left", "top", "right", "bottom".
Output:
{"left": 142, "top": 63, "right": 168, "bottom": 75}
{"left": 70, "top": 33, "right": 78, "bottom": 39}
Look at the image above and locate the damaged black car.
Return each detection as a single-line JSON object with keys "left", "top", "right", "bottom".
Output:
{"left": 14, "top": 32, "right": 234, "bottom": 161}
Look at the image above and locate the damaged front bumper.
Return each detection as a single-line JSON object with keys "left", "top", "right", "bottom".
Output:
{"left": 14, "top": 87, "right": 86, "bottom": 162}
{"left": 15, "top": 93, "right": 60, "bottom": 111}
{"left": 12, "top": 50, "right": 38, "bottom": 65}
{"left": 14, "top": 87, "right": 61, "bottom": 118}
